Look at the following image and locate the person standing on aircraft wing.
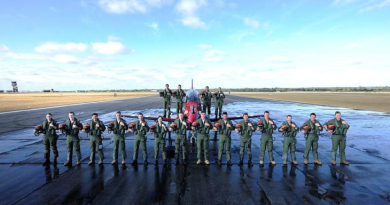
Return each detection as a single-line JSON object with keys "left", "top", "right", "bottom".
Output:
{"left": 215, "top": 87, "right": 225, "bottom": 119}
{"left": 200, "top": 86, "right": 212, "bottom": 116}
{"left": 175, "top": 84, "right": 186, "bottom": 115}
{"left": 162, "top": 84, "right": 173, "bottom": 118}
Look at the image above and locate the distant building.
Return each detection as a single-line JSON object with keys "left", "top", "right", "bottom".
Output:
{"left": 42, "top": 89, "right": 54, "bottom": 93}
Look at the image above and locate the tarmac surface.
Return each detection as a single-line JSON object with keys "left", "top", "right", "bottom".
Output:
{"left": 0, "top": 95, "right": 389, "bottom": 205}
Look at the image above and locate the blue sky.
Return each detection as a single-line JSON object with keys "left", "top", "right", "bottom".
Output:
{"left": 0, "top": 0, "right": 389, "bottom": 91}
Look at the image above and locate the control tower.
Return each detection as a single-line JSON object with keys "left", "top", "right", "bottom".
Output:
{"left": 11, "top": 81, "right": 18, "bottom": 93}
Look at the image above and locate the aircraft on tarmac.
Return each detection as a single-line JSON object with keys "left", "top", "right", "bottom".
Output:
{"left": 122, "top": 79, "right": 263, "bottom": 124}
{"left": 122, "top": 79, "right": 264, "bottom": 150}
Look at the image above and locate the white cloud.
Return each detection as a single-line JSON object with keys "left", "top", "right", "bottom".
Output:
{"left": 98, "top": 0, "right": 146, "bottom": 14}
{"left": 145, "top": 0, "right": 172, "bottom": 7}
{"left": 52, "top": 54, "right": 80, "bottom": 64}
{"left": 181, "top": 16, "right": 206, "bottom": 28}
{"left": 34, "top": 42, "right": 88, "bottom": 54}
{"left": 198, "top": 44, "right": 212, "bottom": 49}
{"left": 5, "top": 52, "right": 48, "bottom": 60}
{"left": 359, "top": 0, "right": 390, "bottom": 12}
{"left": 0, "top": 45, "right": 9, "bottom": 52}
{"left": 146, "top": 22, "right": 159, "bottom": 30}
{"left": 171, "top": 64, "right": 197, "bottom": 69}
{"left": 202, "top": 50, "right": 226, "bottom": 62}
{"left": 176, "top": 0, "right": 205, "bottom": 15}
{"left": 244, "top": 18, "right": 260, "bottom": 29}
{"left": 266, "top": 56, "right": 291, "bottom": 63}
{"left": 92, "top": 41, "right": 133, "bottom": 55}
{"left": 52, "top": 54, "right": 98, "bottom": 65}
{"left": 175, "top": 0, "right": 207, "bottom": 29}
{"left": 108, "top": 35, "right": 121, "bottom": 41}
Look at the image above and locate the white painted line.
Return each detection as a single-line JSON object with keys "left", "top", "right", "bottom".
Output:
{"left": 0, "top": 95, "right": 154, "bottom": 115}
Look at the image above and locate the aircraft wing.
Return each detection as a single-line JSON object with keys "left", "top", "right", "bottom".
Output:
{"left": 208, "top": 114, "right": 264, "bottom": 122}
{"left": 122, "top": 114, "right": 177, "bottom": 122}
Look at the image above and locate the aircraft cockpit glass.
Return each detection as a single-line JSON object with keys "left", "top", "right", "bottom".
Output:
{"left": 186, "top": 89, "right": 200, "bottom": 103}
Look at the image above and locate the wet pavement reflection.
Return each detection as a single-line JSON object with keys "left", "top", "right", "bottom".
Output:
{"left": 0, "top": 98, "right": 390, "bottom": 204}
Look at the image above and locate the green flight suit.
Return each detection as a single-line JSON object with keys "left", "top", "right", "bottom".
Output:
{"left": 163, "top": 89, "right": 172, "bottom": 117}
{"left": 202, "top": 90, "right": 212, "bottom": 115}
{"left": 112, "top": 118, "right": 128, "bottom": 161}
{"left": 280, "top": 121, "right": 299, "bottom": 161}
{"left": 64, "top": 118, "right": 83, "bottom": 162}
{"left": 87, "top": 119, "right": 106, "bottom": 162}
{"left": 42, "top": 120, "right": 59, "bottom": 160}
{"left": 238, "top": 120, "right": 255, "bottom": 161}
{"left": 196, "top": 118, "right": 212, "bottom": 161}
{"left": 152, "top": 123, "right": 167, "bottom": 160}
{"left": 133, "top": 120, "right": 149, "bottom": 161}
{"left": 175, "top": 89, "right": 186, "bottom": 114}
{"left": 174, "top": 119, "right": 188, "bottom": 160}
{"left": 324, "top": 118, "right": 350, "bottom": 161}
{"left": 260, "top": 118, "right": 277, "bottom": 162}
{"left": 215, "top": 91, "right": 225, "bottom": 118}
{"left": 217, "top": 119, "right": 233, "bottom": 161}
{"left": 301, "top": 120, "right": 323, "bottom": 161}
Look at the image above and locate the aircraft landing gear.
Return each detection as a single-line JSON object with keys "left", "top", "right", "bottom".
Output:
{"left": 190, "top": 130, "right": 196, "bottom": 147}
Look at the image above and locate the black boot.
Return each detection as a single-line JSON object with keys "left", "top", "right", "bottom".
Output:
{"left": 163, "top": 110, "right": 166, "bottom": 118}
{"left": 175, "top": 154, "right": 180, "bottom": 165}
{"left": 42, "top": 159, "right": 50, "bottom": 166}
{"left": 217, "top": 159, "right": 222, "bottom": 166}
{"left": 248, "top": 160, "right": 253, "bottom": 166}
{"left": 227, "top": 160, "right": 232, "bottom": 166}
{"left": 238, "top": 160, "right": 243, "bottom": 166}
{"left": 131, "top": 160, "right": 138, "bottom": 166}
{"left": 154, "top": 160, "right": 158, "bottom": 165}
{"left": 163, "top": 159, "right": 167, "bottom": 166}
{"left": 53, "top": 158, "right": 57, "bottom": 166}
